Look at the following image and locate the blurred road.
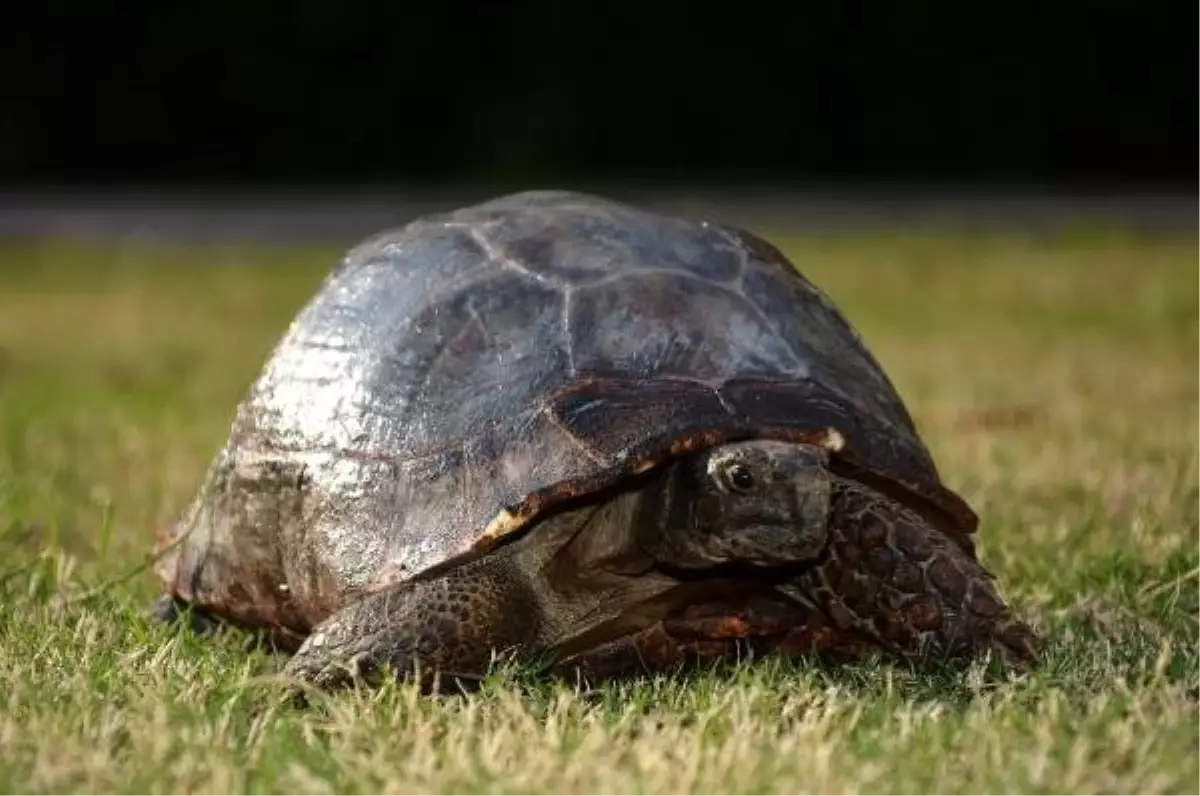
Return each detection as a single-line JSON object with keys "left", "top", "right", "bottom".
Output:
{"left": 0, "top": 186, "right": 1193, "bottom": 244}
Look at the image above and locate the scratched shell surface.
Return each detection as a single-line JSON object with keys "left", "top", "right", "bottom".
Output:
{"left": 159, "top": 190, "right": 966, "bottom": 624}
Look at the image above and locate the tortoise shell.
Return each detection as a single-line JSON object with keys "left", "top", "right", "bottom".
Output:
{"left": 157, "top": 190, "right": 976, "bottom": 629}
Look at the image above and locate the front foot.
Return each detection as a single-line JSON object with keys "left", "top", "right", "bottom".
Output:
{"left": 799, "top": 481, "right": 1044, "bottom": 669}
{"left": 282, "top": 556, "right": 542, "bottom": 692}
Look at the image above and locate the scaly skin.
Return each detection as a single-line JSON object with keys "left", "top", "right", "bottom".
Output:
{"left": 788, "top": 477, "right": 1040, "bottom": 665}
{"left": 281, "top": 554, "right": 544, "bottom": 690}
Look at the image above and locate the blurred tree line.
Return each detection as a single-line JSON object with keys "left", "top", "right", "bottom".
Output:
{"left": 2, "top": 0, "right": 1193, "bottom": 186}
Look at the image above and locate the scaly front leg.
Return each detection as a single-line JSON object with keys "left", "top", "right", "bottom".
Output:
{"left": 787, "top": 479, "right": 1042, "bottom": 666}
{"left": 283, "top": 555, "right": 544, "bottom": 691}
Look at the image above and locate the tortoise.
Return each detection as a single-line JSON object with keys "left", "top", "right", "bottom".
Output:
{"left": 152, "top": 190, "right": 1040, "bottom": 689}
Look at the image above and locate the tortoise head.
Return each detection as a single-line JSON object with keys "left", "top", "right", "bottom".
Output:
{"left": 644, "top": 439, "right": 836, "bottom": 570}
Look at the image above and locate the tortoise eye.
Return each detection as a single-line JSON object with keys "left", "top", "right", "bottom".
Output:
{"left": 724, "top": 463, "right": 756, "bottom": 493}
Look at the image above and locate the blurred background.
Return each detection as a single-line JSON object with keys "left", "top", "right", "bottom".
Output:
{"left": 1, "top": 0, "right": 1195, "bottom": 238}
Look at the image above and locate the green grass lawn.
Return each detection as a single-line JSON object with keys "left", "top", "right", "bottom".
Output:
{"left": 0, "top": 227, "right": 1196, "bottom": 794}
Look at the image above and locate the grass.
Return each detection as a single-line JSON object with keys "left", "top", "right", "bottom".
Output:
{"left": 0, "top": 225, "right": 1196, "bottom": 794}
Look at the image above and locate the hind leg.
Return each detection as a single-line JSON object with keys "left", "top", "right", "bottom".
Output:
{"left": 151, "top": 593, "right": 307, "bottom": 653}
{"left": 151, "top": 594, "right": 223, "bottom": 637}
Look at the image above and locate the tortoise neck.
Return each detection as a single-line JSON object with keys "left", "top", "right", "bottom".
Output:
{"left": 513, "top": 472, "right": 665, "bottom": 581}
{"left": 631, "top": 458, "right": 693, "bottom": 561}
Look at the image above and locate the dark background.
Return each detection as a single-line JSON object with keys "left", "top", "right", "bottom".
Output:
{"left": 3, "top": 0, "right": 1195, "bottom": 189}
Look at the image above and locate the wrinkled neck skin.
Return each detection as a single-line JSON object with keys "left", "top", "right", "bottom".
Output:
{"left": 501, "top": 475, "right": 684, "bottom": 658}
